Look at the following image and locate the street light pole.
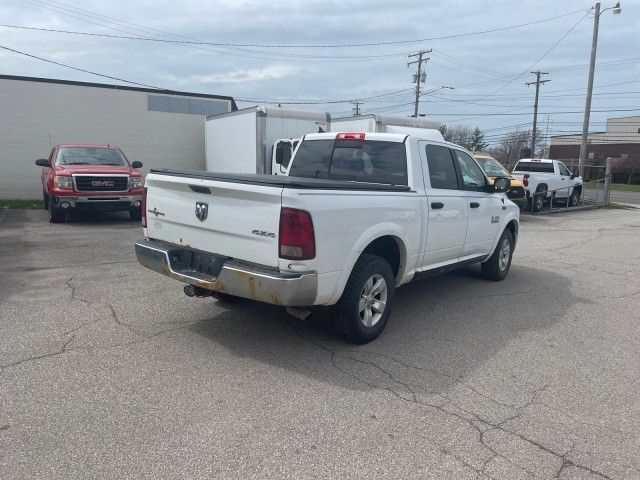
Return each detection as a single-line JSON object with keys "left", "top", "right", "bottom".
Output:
{"left": 578, "top": 2, "right": 621, "bottom": 177}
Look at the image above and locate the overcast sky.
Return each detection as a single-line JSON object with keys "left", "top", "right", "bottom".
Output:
{"left": 1, "top": 0, "right": 638, "bottom": 146}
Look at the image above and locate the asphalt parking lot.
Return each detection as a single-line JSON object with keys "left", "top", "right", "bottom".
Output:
{"left": 1, "top": 207, "right": 639, "bottom": 479}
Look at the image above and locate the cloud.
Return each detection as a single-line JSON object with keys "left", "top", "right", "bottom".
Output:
{"left": 1, "top": 0, "right": 638, "bottom": 141}
{"left": 171, "top": 64, "right": 301, "bottom": 85}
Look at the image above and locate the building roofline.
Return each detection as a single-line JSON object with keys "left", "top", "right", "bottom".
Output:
{"left": 0, "top": 74, "right": 237, "bottom": 110}
{"left": 604, "top": 114, "right": 640, "bottom": 121}
{"left": 550, "top": 132, "right": 606, "bottom": 138}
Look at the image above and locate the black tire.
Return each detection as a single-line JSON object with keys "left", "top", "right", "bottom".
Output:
{"left": 48, "top": 197, "right": 65, "bottom": 223}
{"left": 212, "top": 292, "right": 244, "bottom": 303}
{"left": 569, "top": 189, "right": 580, "bottom": 207}
{"left": 481, "top": 229, "right": 514, "bottom": 281}
{"left": 129, "top": 208, "right": 142, "bottom": 221}
{"left": 333, "top": 254, "right": 395, "bottom": 344}
{"left": 43, "top": 190, "right": 49, "bottom": 210}
{"left": 533, "top": 187, "right": 546, "bottom": 212}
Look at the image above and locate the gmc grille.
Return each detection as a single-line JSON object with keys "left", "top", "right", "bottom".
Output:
{"left": 74, "top": 176, "right": 129, "bottom": 192}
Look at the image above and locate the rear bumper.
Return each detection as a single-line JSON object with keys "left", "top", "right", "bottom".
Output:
{"left": 134, "top": 238, "right": 317, "bottom": 307}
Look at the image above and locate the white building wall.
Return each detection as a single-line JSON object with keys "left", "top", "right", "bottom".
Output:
{"left": 550, "top": 116, "right": 640, "bottom": 146}
{"left": 0, "top": 77, "right": 233, "bottom": 198}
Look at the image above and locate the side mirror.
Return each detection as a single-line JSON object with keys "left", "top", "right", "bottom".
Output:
{"left": 35, "top": 158, "right": 51, "bottom": 167}
{"left": 491, "top": 177, "right": 511, "bottom": 193}
{"left": 570, "top": 173, "right": 575, "bottom": 180}
{"left": 274, "top": 142, "right": 291, "bottom": 168}
{"left": 275, "top": 146, "right": 284, "bottom": 165}
{"left": 131, "top": 161, "right": 143, "bottom": 168}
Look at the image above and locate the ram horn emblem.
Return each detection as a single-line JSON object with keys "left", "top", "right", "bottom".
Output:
{"left": 195, "top": 202, "right": 208, "bottom": 222}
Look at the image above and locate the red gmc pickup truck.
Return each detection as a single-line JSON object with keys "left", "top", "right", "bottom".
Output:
{"left": 35, "top": 144, "right": 144, "bottom": 223}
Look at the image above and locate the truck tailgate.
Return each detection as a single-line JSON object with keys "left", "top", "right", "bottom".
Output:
{"left": 144, "top": 172, "right": 282, "bottom": 267}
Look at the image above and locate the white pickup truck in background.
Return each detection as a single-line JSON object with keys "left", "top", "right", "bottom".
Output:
{"left": 511, "top": 159, "right": 583, "bottom": 211}
{"left": 136, "top": 131, "right": 519, "bottom": 343}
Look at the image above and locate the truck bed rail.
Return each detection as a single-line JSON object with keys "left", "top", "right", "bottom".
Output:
{"left": 149, "top": 168, "right": 412, "bottom": 192}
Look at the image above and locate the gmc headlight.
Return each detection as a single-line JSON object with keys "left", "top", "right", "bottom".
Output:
{"left": 128, "top": 176, "right": 143, "bottom": 189}
{"left": 54, "top": 175, "right": 73, "bottom": 189}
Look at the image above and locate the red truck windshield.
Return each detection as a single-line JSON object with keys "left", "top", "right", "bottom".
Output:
{"left": 288, "top": 139, "right": 408, "bottom": 186}
{"left": 56, "top": 147, "right": 128, "bottom": 166}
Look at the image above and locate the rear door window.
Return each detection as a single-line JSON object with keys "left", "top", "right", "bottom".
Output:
{"left": 288, "top": 139, "right": 408, "bottom": 185}
{"left": 424, "top": 144, "right": 459, "bottom": 189}
{"left": 513, "top": 161, "right": 554, "bottom": 173}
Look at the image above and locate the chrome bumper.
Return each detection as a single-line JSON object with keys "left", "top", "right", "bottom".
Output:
{"left": 55, "top": 194, "right": 142, "bottom": 207}
{"left": 135, "top": 238, "right": 317, "bottom": 307}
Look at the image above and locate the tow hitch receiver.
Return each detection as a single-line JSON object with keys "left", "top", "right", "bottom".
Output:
{"left": 183, "top": 284, "right": 211, "bottom": 298}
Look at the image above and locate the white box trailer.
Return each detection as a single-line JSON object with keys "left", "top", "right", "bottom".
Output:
{"left": 331, "top": 114, "right": 440, "bottom": 134}
{"left": 205, "top": 106, "right": 330, "bottom": 174}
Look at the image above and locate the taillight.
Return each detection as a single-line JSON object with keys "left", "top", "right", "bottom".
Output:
{"left": 336, "top": 132, "right": 365, "bottom": 141}
{"left": 279, "top": 208, "right": 315, "bottom": 260}
{"left": 141, "top": 187, "right": 148, "bottom": 228}
{"left": 523, "top": 174, "right": 529, "bottom": 187}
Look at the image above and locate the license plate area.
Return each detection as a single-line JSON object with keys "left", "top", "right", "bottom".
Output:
{"left": 167, "top": 248, "right": 227, "bottom": 277}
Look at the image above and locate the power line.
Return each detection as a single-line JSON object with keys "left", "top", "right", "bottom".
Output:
{"left": 466, "top": 9, "right": 592, "bottom": 104}
{"left": 0, "top": 42, "right": 417, "bottom": 106}
{"left": 0, "top": 43, "right": 167, "bottom": 90}
{"left": 0, "top": 24, "right": 408, "bottom": 62}
{"left": 9, "top": 3, "right": 589, "bottom": 48}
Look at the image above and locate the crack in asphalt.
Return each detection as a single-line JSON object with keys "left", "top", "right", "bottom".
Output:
{"left": 291, "top": 325, "right": 614, "bottom": 479}
{"left": 65, "top": 276, "right": 142, "bottom": 335}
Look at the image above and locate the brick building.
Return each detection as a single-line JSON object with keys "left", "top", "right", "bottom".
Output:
{"left": 549, "top": 116, "right": 640, "bottom": 182}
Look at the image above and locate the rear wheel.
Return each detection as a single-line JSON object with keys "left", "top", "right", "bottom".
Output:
{"left": 48, "top": 197, "right": 65, "bottom": 223}
{"left": 533, "top": 187, "right": 546, "bottom": 212}
{"left": 333, "top": 254, "right": 395, "bottom": 344}
{"left": 481, "top": 229, "right": 514, "bottom": 281}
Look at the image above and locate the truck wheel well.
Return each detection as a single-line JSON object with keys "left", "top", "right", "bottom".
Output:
{"left": 505, "top": 220, "right": 518, "bottom": 239}
{"left": 505, "top": 220, "right": 518, "bottom": 250}
{"left": 573, "top": 185, "right": 582, "bottom": 193}
{"left": 536, "top": 183, "right": 548, "bottom": 192}
{"left": 362, "top": 236, "right": 403, "bottom": 280}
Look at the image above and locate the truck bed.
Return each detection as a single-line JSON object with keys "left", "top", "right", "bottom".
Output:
{"left": 149, "top": 168, "right": 412, "bottom": 192}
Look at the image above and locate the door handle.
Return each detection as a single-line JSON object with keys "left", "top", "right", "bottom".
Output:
{"left": 470, "top": 202, "right": 480, "bottom": 208}
{"left": 431, "top": 202, "right": 444, "bottom": 209}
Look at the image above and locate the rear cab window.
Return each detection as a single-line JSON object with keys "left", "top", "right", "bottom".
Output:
{"left": 288, "top": 137, "right": 408, "bottom": 186}
{"left": 513, "top": 161, "right": 555, "bottom": 173}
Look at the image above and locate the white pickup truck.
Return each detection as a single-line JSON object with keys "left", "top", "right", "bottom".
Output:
{"left": 136, "top": 131, "right": 519, "bottom": 343}
{"left": 511, "top": 159, "right": 583, "bottom": 211}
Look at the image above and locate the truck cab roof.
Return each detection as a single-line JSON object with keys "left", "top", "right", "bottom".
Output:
{"left": 517, "top": 158, "right": 554, "bottom": 163}
{"left": 304, "top": 129, "right": 445, "bottom": 143}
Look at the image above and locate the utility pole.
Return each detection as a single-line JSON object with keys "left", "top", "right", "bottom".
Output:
{"left": 351, "top": 100, "right": 362, "bottom": 116}
{"left": 579, "top": 2, "right": 622, "bottom": 177}
{"left": 526, "top": 70, "right": 550, "bottom": 157}
{"left": 543, "top": 115, "right": 551, "bottom": 158}
{"left": 408, "top": 49, "right": 431, "bottom": 117}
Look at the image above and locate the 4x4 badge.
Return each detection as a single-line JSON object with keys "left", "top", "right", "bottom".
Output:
{"left": 195, "top": 202, "right": 208, "bottom": 222}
